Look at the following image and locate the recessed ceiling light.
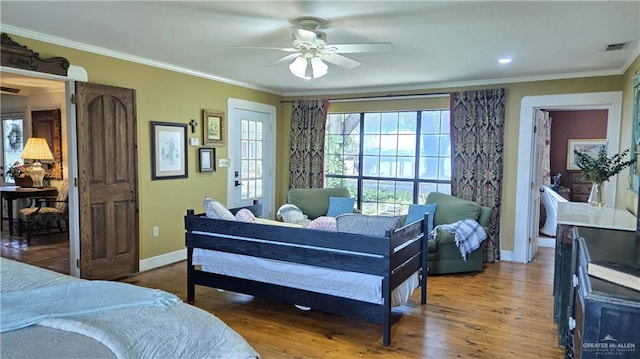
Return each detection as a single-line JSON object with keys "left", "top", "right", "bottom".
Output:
{"left": 498, "top": 57, "right": 512, "bottom": 64}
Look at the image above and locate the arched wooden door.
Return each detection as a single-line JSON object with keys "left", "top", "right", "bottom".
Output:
{"left": 75, "top": 82, "right": 139, "bottom": 279}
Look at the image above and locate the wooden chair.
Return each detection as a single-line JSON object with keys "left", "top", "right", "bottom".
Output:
{"left": 17, "top": 181, "right": 69, "bottom": 243}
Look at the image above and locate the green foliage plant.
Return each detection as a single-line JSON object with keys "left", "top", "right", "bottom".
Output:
{"left": 574, "top": 146, "right": 634, "bottom": 183}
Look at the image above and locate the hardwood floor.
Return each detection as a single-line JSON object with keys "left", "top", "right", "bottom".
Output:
{"left": 1, "top": 227, "right": 564, "bottom": 358}
{"left": 121, "top": 249, "right": 564, "bottom": 359}
{"left": 1, "top": 220, "right": 70, "bottom": 275}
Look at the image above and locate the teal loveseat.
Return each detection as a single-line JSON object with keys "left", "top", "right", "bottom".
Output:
{"left": 425, "top": 192, "right": 492, "bottom": 275}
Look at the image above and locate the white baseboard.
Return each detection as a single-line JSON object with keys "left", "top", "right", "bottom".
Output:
{"left": 139, "top": 248, "right": 187, "bottom": 272}
{"left": 500, "top": 250, "right": 515, "bottom": 262}
{"left": 538, "top": 237, "right": 556, "bottom": 248}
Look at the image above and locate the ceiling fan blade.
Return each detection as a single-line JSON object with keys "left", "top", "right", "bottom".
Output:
{"left": 292, "top": 28, "right": 317, "bottom": 46}
{"left": 325, "top": 42, "right": 394, "bottom": 54}
{"left": 1, "top": 86, "right": 20, "bottom": 94}
{"left": 267, "top": 53, "right": 300, "bottom": 67}
{"left": 224, "top": 46, "right": 298, "bottom": 52}
{"left": 322, "top": 53, "right": 362, "bottom": 69}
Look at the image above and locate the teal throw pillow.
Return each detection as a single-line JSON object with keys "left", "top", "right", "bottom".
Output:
{"left": 406, "top": 203, "right": 437, "bottom": 233}
{"left": 326, "top": 197, "right": 356, "bottom": 217}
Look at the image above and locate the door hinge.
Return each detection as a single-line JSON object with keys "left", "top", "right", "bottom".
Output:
{"left": 76, "top": 259, "right": 80, "bottom": 268}
{"left": 70, "top": 93, "right": 77, "bottom": 104}
{"left": 74, "top": 177, "right": 78, "bottom": 187}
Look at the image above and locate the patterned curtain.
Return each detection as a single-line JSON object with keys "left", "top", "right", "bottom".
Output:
{"left": 540, "top": 111, "right": 552, "bottom": 186}
{"left": 288, "top": 99, "right": 328, "bottom": 189}
{"left": 451, "top": 88, "right": 506, "bottom": 263}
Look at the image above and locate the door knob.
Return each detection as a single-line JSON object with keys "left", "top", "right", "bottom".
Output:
{"left": 234, "top": 180, "right": 242, "bottom": 187}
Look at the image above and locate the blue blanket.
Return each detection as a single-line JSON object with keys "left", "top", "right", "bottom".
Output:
{"left": 430, "top": 219, "right": 487, "bottom": 261}
{"left": 1, "top": 280, "right": 180, "bottom": 333}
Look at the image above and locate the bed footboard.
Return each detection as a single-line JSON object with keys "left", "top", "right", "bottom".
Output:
{"left": 185, "top": 209, "right": 428, "bottom": 346}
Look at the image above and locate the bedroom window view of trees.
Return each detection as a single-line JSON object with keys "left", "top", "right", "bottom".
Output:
{"left": 324, "top": 110, "right": 451, "bottom": 215}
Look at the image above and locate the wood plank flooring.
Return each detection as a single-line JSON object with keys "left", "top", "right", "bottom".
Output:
{"left": 122, "top": 249, "right": 564, "bottom": 359}
{"left": 1, "top": 225, "right": 564, "bottom": 358}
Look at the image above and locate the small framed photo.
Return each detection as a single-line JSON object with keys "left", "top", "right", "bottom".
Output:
{"left": 151, "top": 121, "right": 188, "bottom": 180}
{"left": 203, "top": 109, "right": 224, "bottom": 146}
{"left": 567, "top": 139, "right": 606, "bottom": 170}
{"left": 199, "top": 147, "right": 216, "bottom": 172}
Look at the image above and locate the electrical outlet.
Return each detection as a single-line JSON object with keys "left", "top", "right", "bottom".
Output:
{"left": 152, "top": 226, "right": 159, "bottom": 237}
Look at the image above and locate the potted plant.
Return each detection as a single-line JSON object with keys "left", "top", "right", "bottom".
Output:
{"left": 574, "top": 146, "right": 634, "bottom": 207}
{"left": 6, "top": 161, "right": 33, "bottom": 187}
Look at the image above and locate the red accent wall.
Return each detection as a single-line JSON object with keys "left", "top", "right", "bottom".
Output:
{"left": 549, "top": 109, "right": 608, "bottom": 188}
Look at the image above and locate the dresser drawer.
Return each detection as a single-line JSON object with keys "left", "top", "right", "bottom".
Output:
{"left": 572, "top": 183, "right": 592, "bottom": 194}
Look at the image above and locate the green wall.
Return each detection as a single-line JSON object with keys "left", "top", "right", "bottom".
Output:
{"left": 8, "top": 33, "right": 638, "bottom": 260}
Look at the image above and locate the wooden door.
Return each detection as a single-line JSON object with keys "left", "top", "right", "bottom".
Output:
{"left": 75, "top": 82, "right": 138, "bottom": 279}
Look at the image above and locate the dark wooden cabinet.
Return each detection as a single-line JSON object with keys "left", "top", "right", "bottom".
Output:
{"left": 560, "top": 227, "right": 640, "bottom": 358}
{"left": 569, "top": 172, "right": 591, "bottom": 202}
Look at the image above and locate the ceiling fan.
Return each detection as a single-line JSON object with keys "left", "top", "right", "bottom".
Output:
{"left": 231, "top": 17, "right": 393, "bottom": 79}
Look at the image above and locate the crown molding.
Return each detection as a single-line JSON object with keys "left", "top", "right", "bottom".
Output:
{"left": 1, "top": 25, "right": 281, "bottom": 96}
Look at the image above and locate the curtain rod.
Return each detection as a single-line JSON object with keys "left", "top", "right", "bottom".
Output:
{"left": 280, "top": 91, "right": 450, "bottom": 103}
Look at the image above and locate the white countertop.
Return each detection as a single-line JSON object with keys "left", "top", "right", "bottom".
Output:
{"left": 557, "top": 202, "right": 637, "bottom": 232}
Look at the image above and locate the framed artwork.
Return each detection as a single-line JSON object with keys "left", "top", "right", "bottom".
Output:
{"left": 31, "top": 109, "right": 63, "bottom": 179}
{"left": 199, "top": 147, "right": 216, "bottom": 172}
{"left": 151, "top": 121, "right": 188, "bottom": 180}
{"left": 203, "top": 109, "right": 224, "bottom": 146}
{"left": 566, "top": 139, "right": 606, "bottom": 170}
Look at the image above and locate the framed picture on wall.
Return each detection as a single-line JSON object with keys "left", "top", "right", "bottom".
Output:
{"left": 203, "top": 109, "right": 224, "bottom": 146}
{"left": 31, "top": 109, "right": 63, "bottom": 179}
{"left": 199, "top": 147, "right": 215, "bottom": 172}
{"left": 566, "top": 139, "right": 606, "bottom": 170}
{"left": 151, "top": 121, "right": 188, "bottom": 180}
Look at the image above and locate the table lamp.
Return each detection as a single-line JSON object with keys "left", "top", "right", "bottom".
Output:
{"left": 21, "top": 137, "right": 54, "bottom": 187}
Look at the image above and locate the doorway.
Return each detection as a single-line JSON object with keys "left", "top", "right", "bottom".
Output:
{"left": 0, "top": 66, "right": 88, "bottom": 276}
{"left": 226, "top": 98, "right": 276, "bottom": 219}
{"left": 513, "top": 91, "right": 623, "bottom": 263}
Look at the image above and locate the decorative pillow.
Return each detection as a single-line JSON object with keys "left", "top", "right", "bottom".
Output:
{"left": 326, "top": 197, "right": 356, "bottom": 217}
{"left": 277, "top": 204, "right": 309, "bottom": 224}
{"left": 203, "top": 197, "right": 236, "bottom": 220}
{"left": 336, "top": 213, "right": 402, "bottom": 237}
{"left": 406, "top": 203, "right": 437, "bottom": 233}
{"left": 235, "top": 208, "right": 256, "bottom": 223}
{"left": 305, "top": 216, "right": 337, "bottom": 232}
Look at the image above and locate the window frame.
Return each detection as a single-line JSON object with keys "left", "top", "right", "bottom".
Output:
{"left": 324, "top": 109, "right": 451, "bottom": 215}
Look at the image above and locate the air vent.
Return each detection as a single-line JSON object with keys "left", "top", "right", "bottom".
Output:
{"left": 605, "top": 42, "right": 627, "bottom": 51}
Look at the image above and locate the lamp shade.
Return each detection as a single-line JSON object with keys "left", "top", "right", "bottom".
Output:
{"left": 289, "top": 55, "right": 328, "bottom": 79}
{"left": 22, "top": 137, "right": 54, "bottom": 161}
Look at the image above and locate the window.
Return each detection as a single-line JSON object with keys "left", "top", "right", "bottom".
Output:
{"left": 324, "top": 110, "right": 451, "bottom": 216}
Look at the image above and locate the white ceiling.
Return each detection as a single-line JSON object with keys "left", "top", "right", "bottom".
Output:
{"left": 1, "top": 1, "right": 639, "bottom": 96}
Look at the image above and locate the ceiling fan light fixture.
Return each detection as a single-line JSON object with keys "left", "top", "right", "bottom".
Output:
{"left": 310, "top": 57, "right": 328, "bottom": 78}
{"left": 289, "top": 56, "right": 308, "bottom": 79}
{"left": 289, "top": 55, "right": 328, "bottom": 79}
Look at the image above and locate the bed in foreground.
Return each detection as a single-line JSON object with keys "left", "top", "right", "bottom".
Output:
{"left": 0, "top": 258, "right": 259, "bottom": 359}
{"left": 185, "top": 208, "right": 428, "bottom": 346}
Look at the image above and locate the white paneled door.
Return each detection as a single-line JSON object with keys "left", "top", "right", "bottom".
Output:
{"left": 227, "top": 99, "right": 276, "bottom": 219}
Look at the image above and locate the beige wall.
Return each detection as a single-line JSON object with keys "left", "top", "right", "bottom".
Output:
{"left": 282, "top": 75, "right": 630, "bottom": 253}
{"left": 5, "top": 35, "right": 284, "bottom": 260}
{"left": 6, "top": 33, "right": 638, "bottom": 261}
